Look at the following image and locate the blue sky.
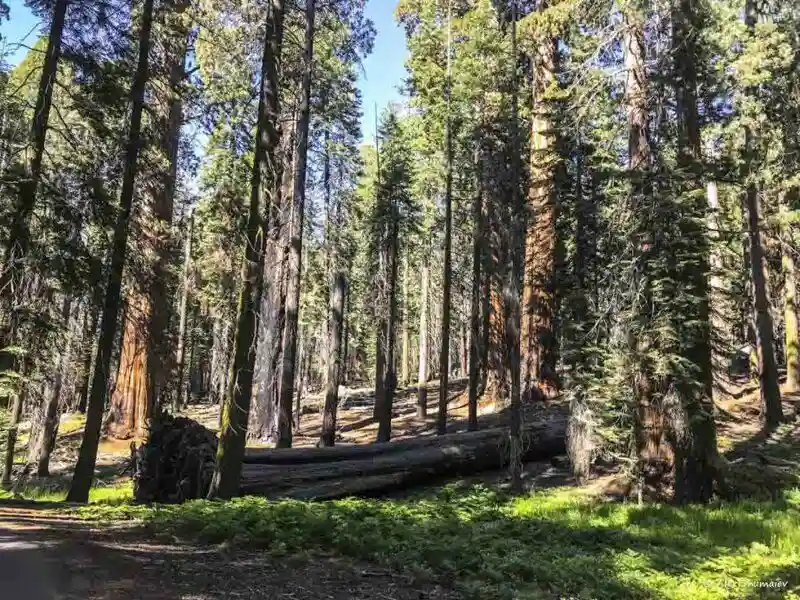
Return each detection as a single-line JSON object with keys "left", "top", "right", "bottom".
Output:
{"left": 0, "top": 0, "right": 406, "bottom": 142}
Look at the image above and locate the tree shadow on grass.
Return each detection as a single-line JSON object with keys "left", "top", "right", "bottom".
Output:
{"left": 115, "top": 483, "right": 800, "bottom": 600}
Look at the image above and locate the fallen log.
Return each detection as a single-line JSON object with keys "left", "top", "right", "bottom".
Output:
{"left": 240, "top": 418, "right": 566, "bottom": 498}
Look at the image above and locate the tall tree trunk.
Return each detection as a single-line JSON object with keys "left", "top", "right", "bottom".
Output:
{"left": 1, "top": 358, "right": 29, "bottom": 487}
{"left": 276, "top": 0, "right": 315, "bottom": 449}
{"left": 147, "top": 0, "right": 190, "bottom": 410}
{"left": 108, "top": 0, "right": 189, "bottom": 436}
{"left": 174, "top": 211, "right": 194, "bottom": 410}
{"left": 250, "top": 120, "right": 294, "bottom": 441}
{"left": 506, "top": 0, "right": 523, "bottom": 493}
{"left": 742, "top": 0, "right": 782, "bottom": 428}
{"left": 623, "top": 6, "right": 666, "bottom": 485}
{"left": 468, "top": 143, "right": 484, "bottom": 431}
{"left": 417, "top": 261, "right": 429, "bottom": 417}
{"left": 706, "top": 179, "right": 729, "bottom": 399}
{"left": 401, "top": 255, "right": 410, "bottom": 385}
{"left": 671, "top": 0, "right": 720, "bottom": 503}
{"left": 782, "top": 190, "right": 799, "bottom": 392}
{"left": 376, "top": 213, "right": 400, "bottom": 442}
{"left": 341, "top": 287, "right": 350, "bottom": 386}
{"left": 321, "top": 272, "right": 346, "bottom": 446}
{"left": 68, "top": 0, "right": 156, "bottom": 503}
{"left": 76, "top": 291, "right": 101, "bottom": 414}
{"left": 30, "top": 295, "right": 74, "bottom": 477}
{"left": 0, "top": 0, "right": 68, "bottom": 342}
{"left": 520, "top": 26, "right": 558, "bottom": 403}
{"left": 207, "top": 0, "right": 284, "bottom": 500}
{"left": 437, "top": 1, "right": 454, "bottom": 435}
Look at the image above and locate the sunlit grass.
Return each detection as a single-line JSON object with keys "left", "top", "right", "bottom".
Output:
{"left": 0, "top": 479, "right": 132, "bottom": 504}
{"left": 73, "top": 485, "right": 800, "bottom": 600}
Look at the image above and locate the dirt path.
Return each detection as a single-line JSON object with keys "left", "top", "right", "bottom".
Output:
{"left": 0, "top": 506, "right": 459, "bottom": 600}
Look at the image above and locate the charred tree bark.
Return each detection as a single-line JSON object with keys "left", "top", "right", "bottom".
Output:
{"left": 207, "top": 0, "right": 285, "bottom": 500}
{"left": 276, "top": 0, "right": 316, "bottom": 449}
{"left": 321, "top": 272, "right": 346, "bottom": 446}
{"left": 68, "top": 0, "right": 156, "bottom": 503}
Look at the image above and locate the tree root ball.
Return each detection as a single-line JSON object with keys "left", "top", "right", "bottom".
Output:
{"left": 130, "top": 412, "right": 217, "bottom": 503}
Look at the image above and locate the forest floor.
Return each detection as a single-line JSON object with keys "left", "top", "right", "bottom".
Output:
{"left": 0, "top": 380, "right": 799, "bottom": 599}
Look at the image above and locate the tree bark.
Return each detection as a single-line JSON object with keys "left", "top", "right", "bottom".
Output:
{"left": 417, "top": 261, "right": 429, "bottom": 417}
{"left": 671, "top": 0, "right": 720, "bottom": 503}
{"left": 782, "top": 191, "right": 799, "bottom": 392}
{"left": 376, "top": 211, "right": 400, "bottom": 443}
{"left": 742, "top": 0, "right": 782, "bottom": 429}
{"left": 0, "top": 0, "right": 68, "bottom": 343}
{"left": 321, "top": 272, "right": 346, "bottom": 446}
{"left": 1, "top": 359, "right": 28, "bottom": 487}
{"left": 276, "top": 0, "right": 315, "bottom": 449}
{"left": 468, "top": 143, "right": 484, "bottom": 431}
{"left": 30, "top": 295, "right": 74, "bottom": 477}
{"left": 437, "top": 1, "right": 454, "bottom": 435}
{"left": 520, "top": 28, "right": 559, "bottom": 403}
{"left": 174, "top": 211, "right": 194, "bottom": 410}
{"left": 241, "top": 419, "right": 566, "bottom": 499}
{"left": 68, "top": 0, "right": 156, "bottom": 503}
{"left": 623, "top": 7, "right": 667, "bottom": 484}
{"left": 207, "top": 0, "right": 285, "bottom": 500}
{"left": 401, "top": 255, "right": 410, "bottom": 385}
{"left": 506, "top": 0, "right": 523, "bottom": 493}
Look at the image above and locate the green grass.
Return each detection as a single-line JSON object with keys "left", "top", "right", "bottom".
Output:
{"left": 74, "top": 484, "right": 800, "bottom": 600}
{"left": 0, "top": 478, "right": 132, "bottom": 504}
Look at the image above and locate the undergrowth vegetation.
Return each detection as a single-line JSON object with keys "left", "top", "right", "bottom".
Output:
{"left": 75, "top": 484, "right": 800, "bottom": 600}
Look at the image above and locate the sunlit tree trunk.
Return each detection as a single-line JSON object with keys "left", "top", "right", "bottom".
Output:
{"left": 521, "top": 25, "right": 559, "bottom": 403}
{"left": 174, "top": 211, "right": 194, "bottom": 410}
{"left": 742, "top": 0, "right": 782, "bottom": 428}
{"left": 208, "top": 0, "right": 285, "bottom": 500}
{"left": 108, "top": 0, "right": 190, "bottom": 435}
{"left": 321, "top": 272, "right": 346, "bottom": 446}
{"left": 277, "top": 0, "right": 316, "bottom": 449}
{"left": 68, "top": 0, "right": 157, "bottom": 503}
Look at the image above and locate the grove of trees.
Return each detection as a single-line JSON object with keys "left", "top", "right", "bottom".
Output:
{"left": 0, "top": 0, "right": 798, "bottom": 504}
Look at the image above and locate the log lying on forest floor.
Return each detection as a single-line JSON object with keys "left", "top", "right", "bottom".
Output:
{"left": 240, "top": 418, "right": 566, "bottom": 499}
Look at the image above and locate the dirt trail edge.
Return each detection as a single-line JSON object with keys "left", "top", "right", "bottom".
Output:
{"left": 0, "top": 506, "right": 459, "bottom": 600}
